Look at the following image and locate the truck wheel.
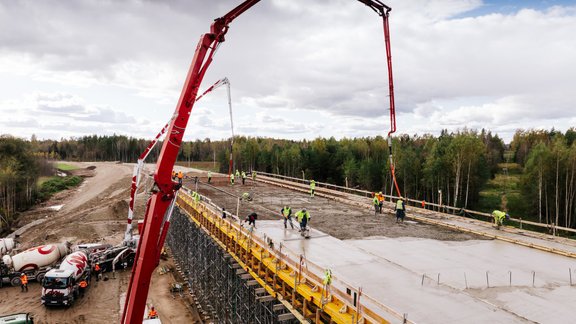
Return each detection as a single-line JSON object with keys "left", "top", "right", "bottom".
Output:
{"left": 36, "top": 272, "right": 46, "bottom": 283}
{"left": 10, "top": 277, "right": 21, "bottom": 287}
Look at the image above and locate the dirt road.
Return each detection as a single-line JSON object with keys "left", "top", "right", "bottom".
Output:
{"left": 1, "top": 162, "right": 198, "bottom": 323}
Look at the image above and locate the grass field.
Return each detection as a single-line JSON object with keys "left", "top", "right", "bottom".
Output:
{"left": 476, "top": 162, "right": 522, "bottom": 213}
{"left": 56, "top": 162, "right": 79, "bottom": 171}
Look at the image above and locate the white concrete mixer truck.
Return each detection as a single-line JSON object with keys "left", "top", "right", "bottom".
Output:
{"left": 1, "top": 243, "right": 69, "bottom": 287}
{"left": 41, "top": 250, "right": 90, "bottom": 306}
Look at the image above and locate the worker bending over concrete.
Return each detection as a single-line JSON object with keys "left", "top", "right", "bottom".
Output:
{"left": 492, "top": 210, "right": 509, "bottom": 229}
{"left": 245, "top": 212, "right": 257, "bottom": 228}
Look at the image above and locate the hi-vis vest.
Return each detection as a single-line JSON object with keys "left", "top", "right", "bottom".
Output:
{"left": 493, "top": 210, "right": 506, "bottom": 220}
{"left": 282, "top": 207, "right": 291, "bottom": 217}
{"left": 396, "top": 199, "right": 404, "bottom": 210}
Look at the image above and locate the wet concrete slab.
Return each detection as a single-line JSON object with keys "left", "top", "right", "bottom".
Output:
{"left": 248, "top": 220, "right": 576, "bottom": 324}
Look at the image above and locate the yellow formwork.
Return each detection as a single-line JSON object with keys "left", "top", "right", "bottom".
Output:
{"left": 176, "top": 192, "right": 390, "bottom": 324}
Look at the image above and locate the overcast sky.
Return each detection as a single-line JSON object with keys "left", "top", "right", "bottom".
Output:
{"left": 1, "top": 0, "right": 575, "bottom": 143}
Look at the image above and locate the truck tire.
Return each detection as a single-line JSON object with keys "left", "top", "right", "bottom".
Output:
{"left": 36, "top": 272, "right": 46, "bottom": 283}
{"left": 10, "top": 276, "right": 21, "bottom": 287}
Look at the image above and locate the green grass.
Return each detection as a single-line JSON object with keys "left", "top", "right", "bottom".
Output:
{"left": 37, "top": 176, "right": 83, "bottom": 201}
{"left": 56, "top": 162, "right": 79, "bottom": 171}
{"left": 476, "top": 161, "right": 523, "bottom": 213}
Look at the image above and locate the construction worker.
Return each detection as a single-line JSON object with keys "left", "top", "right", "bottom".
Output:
{"left": 94, "top": 263, "right": 102, "bottom": 282}
{"left": 171, "top": 170, "right": 176, "bottom": 180}
{"left": 372, "top": 194, "right": 380, "bottom": 214}
{"left": 281, "top": 206, "right": 294, "bottom": 229}
{"left": 207, "top": 171, "right": 212, "bottom": 184}
{"left": 252, "top": 170, "right": 256, "bottom": 181}
{"left": 20, "top": 273, "right": 28, "bottom": 292}
{"left": 241, "top": 192, "right": 252, "bottom": 201}
{"left": 241, "top": 171, "right": 247, "bottom": 185}
{"left": 296, "top": 208, "right": 310, "bottom": 232}
{"left": 309, "top": 180, "right": 316, "bottom": 198}
{"left": 79, "top": 279, "right": 88, "bottom": 296}
{"left": 148, "top": 307, "right": 158, "bottom": 319}
{"left": 193, "top": 191, "right": 200, "bottom": 203}
{"left": 177, "top": 171, "right": 183, "bottom": 184}
{"left": 323, "top": 268, "right": 332, "bottom": 297}
{"left": 395, "top": 197, "right": 406, "bottom": 223}
{"left": 245, "top": 212, "right": 257, "bottom": 228}
{"left": 230, "top": 173, "right": 235, "bottom": 185}
{"left": 421, "top": 200, "right": 426, "bottom": 209}
{"left": 377, "top": 192, "right": 384, "bottom": 213}
{"left": 492, "top": 210, "right": 509, "bottom": 229}
{"left": 235, "top": 169, "right": 240, "bottom": 178}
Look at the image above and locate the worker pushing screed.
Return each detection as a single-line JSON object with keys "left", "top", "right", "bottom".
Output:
{"left": 281, "top": 205, "right": 294, "bottom": 229}
{"left": 296, "top": 208, "right": 311, "bottom": 238}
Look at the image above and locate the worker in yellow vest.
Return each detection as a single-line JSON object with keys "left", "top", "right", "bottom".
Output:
{"left": 395, "top": 197, "right": 406, "bottom": 223}
{"left": 309, "top": 180, "right": 316, "bottom": 198}
{"left": 372, "top": 194, "right": 380, "bottom": 214}
{"left": 492, "top": 210, "right": 509, "bottom": 229}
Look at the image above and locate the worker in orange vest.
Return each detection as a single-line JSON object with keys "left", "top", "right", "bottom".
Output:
{"left": 20, "top": 273, "right": 28, "bottom": 292}
{"left": 94, "top": 263, "right": 102, "bottom": 282}
{"left": 177, "top": 171, "right": 183, "bottom": 184}
{"left": 148, "top": 307, "right": 158, "bottom": 319}
{"left": 79, "top": 279, "right": 88, "bottom": 296}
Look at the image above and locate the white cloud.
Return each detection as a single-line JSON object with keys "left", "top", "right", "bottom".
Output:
{"left": 0, "top": 0, "right": 575, "bottom": 143}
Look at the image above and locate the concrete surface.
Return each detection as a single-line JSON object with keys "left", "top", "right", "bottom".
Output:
{"left": 250, "top": 220, "right": 576, "bottom": 324}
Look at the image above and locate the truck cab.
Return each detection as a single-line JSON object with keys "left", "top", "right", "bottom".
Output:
{"left": 41, "top": 269, "right": 77, "bottom": 306}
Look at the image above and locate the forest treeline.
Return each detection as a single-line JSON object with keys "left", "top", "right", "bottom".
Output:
{"left": 2, "top": 127, "right": 576, "bottom": 229}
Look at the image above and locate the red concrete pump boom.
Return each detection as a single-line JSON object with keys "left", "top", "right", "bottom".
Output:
{"left": 358, "top": 0, "right": 401, "bottom": 198}
{"left": 122, "top": 0, "right": 397, "bottom": 322}
{"left": 121, "top": 1, "right": 261, "bottom": 323}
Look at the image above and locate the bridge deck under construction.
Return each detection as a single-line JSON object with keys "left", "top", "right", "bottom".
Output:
{"left": 169, "top": 179, "right": 576, "bottom": 324}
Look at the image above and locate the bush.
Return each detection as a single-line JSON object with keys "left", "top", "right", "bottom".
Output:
{"left": 37, "top": 176, "right": 83, "bottom": 201}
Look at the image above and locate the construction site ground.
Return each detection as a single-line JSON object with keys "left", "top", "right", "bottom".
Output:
{"left": 0, "top": 162, "right": 198, "bottom": 324}
{"left": 2, "top": 163, "right": 575, "bottom": 323}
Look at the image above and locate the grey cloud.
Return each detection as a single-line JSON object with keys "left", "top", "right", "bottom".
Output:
{"left": 76, "top": 107, "right": 136, "bottom": 124}
{"left": 37, "top": 104, "right": 86, "bottom": 114}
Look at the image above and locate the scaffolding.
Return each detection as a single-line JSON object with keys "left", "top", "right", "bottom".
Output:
{"left": 168, "top": 208, "right": 297, "bottom": 323}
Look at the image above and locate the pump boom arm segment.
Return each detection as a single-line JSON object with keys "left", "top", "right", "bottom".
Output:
{"left": 121, "top": 1, "right": 260, "bottom": 322}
